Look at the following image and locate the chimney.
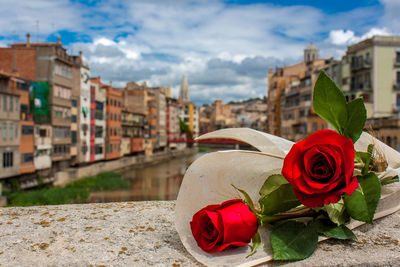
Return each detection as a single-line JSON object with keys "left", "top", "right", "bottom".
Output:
{"left": 26, "top": 33, "right": 31, "bottom": 47}
{"left": 57, "top": 36, "right": 61, "bottom": 44}
{"left": 79, "top": 50, "right": 83, "bottom": 60}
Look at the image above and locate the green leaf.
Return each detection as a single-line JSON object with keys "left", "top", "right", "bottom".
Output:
{"left": 315, "top": 218, "right": 356, "bottom": 240}
{"left": 271, "top": 221, "right": 318, "bottom": 260}
{"left": 259, "top": 174, "right": 288, "bottom": 197}
{"left": 232, "top": 185, "right": 254, "bottom": 208}
{"left": 313, "top": 71, "right": 348, "bottom": 134}
{"left": 325, "top": 201, "right": 349, "bottom": 226}
{"left": 259, "top": 183, "right": 301, "bottom": 216}
{"left": 381, "top": 175, "right": 400, "bottom": 186}
{"left": 357, "top": 144, "right": 374, "bottom": 175}
{"left": 343, "top": 98, "right": 367, "bottom": 143}
{"left": 344, "top": 173, "right": 381, "bottom": 223}
{"left": 247, "top": 232, "right": 261, "bottom": 258}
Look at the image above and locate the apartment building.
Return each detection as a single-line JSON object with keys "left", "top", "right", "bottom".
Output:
{"left": 15, "top": 76, "right": 35, "bottom": 175}
{"left": 153, "top": 87, "right": 167, "bottom": 150}
{"left": 0, "top": 36, "right": 73, "bottom": 170}
{"left": 72, "top": 52, "right": 91, "bottom": 164}
{"left": 105, "top": 85, "right": 122, "bottom": 160}
{"left": 89, "top": 78, "right": 106, "bottom": 162}
{"left": 340, "top": 36, "right": 400, "bottom": 118}
{"left": 166, "top": 97, "right": 180, "bottom": 149}
{"left": 0, "top": 72, "right": 20, "bottom": 179}
{"left": 124, "top": 81, "right": 152, "bottom": 154}
{"left": 267, "top": 43, "right": 333, "bottom": 141}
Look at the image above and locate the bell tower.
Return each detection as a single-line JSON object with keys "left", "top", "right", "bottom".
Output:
{"left": 304, "top": 42, "right": 319, "bottom": 64}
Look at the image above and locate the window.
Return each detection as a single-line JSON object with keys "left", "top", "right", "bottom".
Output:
{"left": 396, "top": 51, "right": 400, "bottom": 64}
{"left": 387, "top": 136, "right": 392, "bottom": 147}
{"left": 3, "top": 151, "right": 13, "bottom": 168}
{"left": 39, "top": 129, "right": 47, "bottom": 137}
{"left": 95, "top": 126, "right": 103, "bottom": 138}
{"left": 9, "top": 123, "right": 13, "bottom": 140}
{"left": 53, "top": 106, "right": 71, "bottom": 119}
{"left": 3, "top": 122, "right": 6, "bottom": 140}
{"left": 3, "top": 95, "right": 6, "bottom": 111}
{"left": 54, "top": 84, "right": 71, "bottom": 100}
{"left": 95, "top": 145, "right": 103, "bottom": 155}
{"left": 397, "top": 71, "right": 400, "bottom": 85}
{"left": 21, "top": 153, "right": 33, "bottom": 163}
{"left": 53, "top": 127, "right": 70, "bottom": 139}
{"left": 21, "top": 104, "right": 28, "bottom": 120}
{"left": 16, "top": 81, "right": 29, "bottom": 91}
{"left": 72, "top": 99, "right": 78, "bottom": 107}
{"left": 72, "top": 115, "right": 77, "bottom": 123}
{"left": 9, "top": 95, "right": 13, "bottom": 112}
{"left": 71, "top": 131, "right": 77, "bottom": 144}
{"left": 55, "top": 63, "right": 72, "bottom": 79}
{"left": 15, "top": 123, "right": 18, "bottom": 139}
{"left": 22, "top": 125, "right": 34, "bottom": 135}
{"left": 81, "top": 145, "right": 88, "bottom": 154}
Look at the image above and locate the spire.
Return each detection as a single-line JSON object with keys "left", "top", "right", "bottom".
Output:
{"left": 179, "top": 75, "right": 190, "bottom": 103}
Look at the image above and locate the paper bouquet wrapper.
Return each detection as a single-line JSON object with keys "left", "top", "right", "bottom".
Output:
{"left": 175, "top": 128, "right": 400, "bottom": 267}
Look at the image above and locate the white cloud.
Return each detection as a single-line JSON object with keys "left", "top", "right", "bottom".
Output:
{"left": 0, "top": 0, "right": 399, "bottom": 104}
{"left": 329, "top": 27, "right": 392, "bottom": 46}
{"left": 93, "top": 37, "right": 116, "bottom": 46}
{"left": 329, "top": 30, "right": 356, "bottom": 45}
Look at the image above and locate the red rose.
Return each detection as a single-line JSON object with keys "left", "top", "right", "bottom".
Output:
{"left": 190, "top": 199, "right": 258, "bottom": 253}
{"left": 282, "top": 129, "right": 359, "bottom": 208}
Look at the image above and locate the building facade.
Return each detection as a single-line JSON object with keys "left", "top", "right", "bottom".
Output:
{"left": 0, "top": 72, "right": 20, "bottom": 179}
{"left": 267, "top": 43, "right": 332, "bottom": 141}
{"left": 90, "top": 78, "right": 106, "bottom": 162}
{"left": 341, "top": 36, "right": 400, "bottom": 118}
{"left": 105, "top": 85, "right": 122, "bottom": 160}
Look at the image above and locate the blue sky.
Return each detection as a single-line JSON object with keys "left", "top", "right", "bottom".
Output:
{"left": 0, "top": 0, "right": 398, "bottom": 105}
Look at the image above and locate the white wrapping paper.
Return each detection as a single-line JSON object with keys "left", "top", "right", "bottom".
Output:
{"left": 175, "top": 128, "right": 400, "bottom": 267}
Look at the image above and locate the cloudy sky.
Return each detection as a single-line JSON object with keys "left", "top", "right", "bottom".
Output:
{"left": 0, "top": 0, "right": 398, "bottom": 105}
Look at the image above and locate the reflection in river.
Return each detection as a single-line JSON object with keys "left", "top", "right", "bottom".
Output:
{"left": 89, "top": 152, "right": 204, "bottom": 203}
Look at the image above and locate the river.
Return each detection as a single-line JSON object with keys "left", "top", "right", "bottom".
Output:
{"left": 88, "top": 152, "right": 204, "bottom": 203}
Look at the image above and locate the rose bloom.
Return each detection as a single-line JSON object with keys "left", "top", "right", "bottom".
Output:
{"left": 190, "top": 199, "right": 258, "bottom": 253}
{"left": 282, "top": 129, "right": 359, "bottom": 208}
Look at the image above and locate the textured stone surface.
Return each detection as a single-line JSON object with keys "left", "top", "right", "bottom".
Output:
{"left": 0, "top": 201, "right": 399, "bottom": 266}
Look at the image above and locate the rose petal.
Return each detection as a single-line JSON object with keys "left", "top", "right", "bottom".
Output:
{"left": 217, "top": 202, "right": 258, "bottom": 244}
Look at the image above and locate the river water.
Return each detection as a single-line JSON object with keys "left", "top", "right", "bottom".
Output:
{"left": 88, "top": 152, "right": 203, "bottom": 203}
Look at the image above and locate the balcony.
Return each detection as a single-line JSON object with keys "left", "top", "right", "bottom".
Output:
{"left": 393, "top": 82, "right": 400, "bottom": 90}
{"left": 351, "top": 60, "right": 372, "bottom": 71}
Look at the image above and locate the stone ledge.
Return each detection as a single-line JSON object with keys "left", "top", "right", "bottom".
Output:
{"left": 0, "top": 201, "right": 399, "bottom": 266}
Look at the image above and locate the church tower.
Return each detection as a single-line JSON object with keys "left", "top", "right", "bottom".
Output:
{"left": 179, "top": 75, "right": 190, "bottom": 103}
{"left": 304, "top": 42, "right": 319, "bottom": 64}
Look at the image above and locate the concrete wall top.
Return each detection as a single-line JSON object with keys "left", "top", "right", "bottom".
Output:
{"left": 0, "top": 201, "right": 400, "bottom": 266}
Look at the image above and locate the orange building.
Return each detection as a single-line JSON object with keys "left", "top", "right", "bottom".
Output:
{"left": 15, "top": 76, "right": 35, "bottom": 174}
{"left": 105, "top": 85, "right": 122, "bottom": 160}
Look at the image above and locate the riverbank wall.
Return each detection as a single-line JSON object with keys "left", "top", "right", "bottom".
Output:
{"left": 54, "top": 147, "right": 198, "bottom": 187}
